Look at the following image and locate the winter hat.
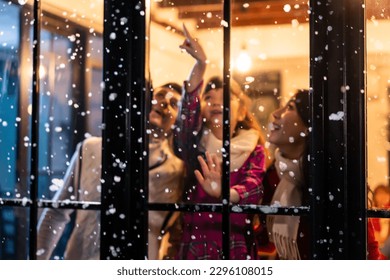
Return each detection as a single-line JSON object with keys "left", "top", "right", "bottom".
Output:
{"left": 292, "top": 89, "right": 310, "bottom": 127}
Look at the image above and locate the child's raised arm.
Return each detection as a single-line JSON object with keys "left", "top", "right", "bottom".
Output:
{"left": 173, "top": 24, "right": 206, "bottom": 162}
{"left": 179, "top": 24, "right": 207, "bottom": 92}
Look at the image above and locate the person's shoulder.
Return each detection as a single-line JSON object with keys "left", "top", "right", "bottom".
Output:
{"left": 81, "top": 137, "right": 102, "bottom": 154}
{"left": 82, "top": 136, "right": 102, "bottom": 147}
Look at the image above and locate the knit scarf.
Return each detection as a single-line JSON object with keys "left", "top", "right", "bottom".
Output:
{"left": 200, "top": 128, "right": 259, "bottom": 172}
{"left": 149, "top": 138, "right": 170, "bottom": 169}
{"left": 267, "top": 149, "right": 303, "bottom": 260}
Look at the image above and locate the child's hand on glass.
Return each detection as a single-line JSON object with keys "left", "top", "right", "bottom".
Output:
{"left": 194, "top": 151, "right": 222, "bottom": 199}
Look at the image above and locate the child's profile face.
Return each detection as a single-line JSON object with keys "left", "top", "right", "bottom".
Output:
{"left": 200, "top": 88, "right": 242, "bottom": 139}
{"left": 149, "top": 88, "right": 181, "bottom": 134}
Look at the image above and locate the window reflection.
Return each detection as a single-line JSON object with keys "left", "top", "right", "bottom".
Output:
{"left": 37, "top": 30, "right": 74, "bottom": 199}
{"left": 0, "top": 2, "right": 19, "bottom": 197}
{"left": 0, "top": 0, "right": 104, "bottom": 259}
{"left": 0, "top": 1, "right": 23, "bottom": 259}
{"left": 151, "top": 0, "right": 310, "bottom": 260}
{"left": 367, "top": 0, "right": 390, "bottom": 259}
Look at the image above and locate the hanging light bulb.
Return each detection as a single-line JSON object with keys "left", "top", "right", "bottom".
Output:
{"left": 235, "top": 43, "right": 252, "bottom": 73}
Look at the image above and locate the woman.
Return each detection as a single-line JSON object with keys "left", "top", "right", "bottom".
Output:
{"left": 266, "top": 89, "right": 310, "bottom": 260}
{"left": 264, "top": 89, "right": 386, "bottom": 260}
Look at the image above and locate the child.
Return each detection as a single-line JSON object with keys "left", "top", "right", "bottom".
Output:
{"left": 175, "top": 76, "right": 266, "bottom": 260}
{"left": 173, "top": 25, "right": 266, "bottom": 259}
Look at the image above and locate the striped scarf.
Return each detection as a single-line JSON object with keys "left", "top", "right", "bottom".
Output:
{"left": 267, "top": 149, "right": 303, "bottom": 259}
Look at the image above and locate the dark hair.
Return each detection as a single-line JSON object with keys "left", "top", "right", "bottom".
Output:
{"left": 152, "top": 82, "right": 182, "bottom": 104}
{"left": 292, "top": 89, "right": 311, "bottom": 204}
{"left": 161, "top": 82, "right": 182, "bottom": 95}
{"left": 292, "top": 89, "right": 310, "bottom": 127}
{"left": 204, "top": 76, "right": 223, "bottom": 94}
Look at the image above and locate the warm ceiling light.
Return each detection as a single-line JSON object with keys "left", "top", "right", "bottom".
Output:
{"left": 235, "top": 48, "right": 252, "bottom": 73}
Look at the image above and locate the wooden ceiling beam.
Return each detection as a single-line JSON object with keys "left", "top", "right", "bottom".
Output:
{"left": 156, "top": 0, "right": 390, "bottom": 28}
{"left": 179, "top": 13, "right": 308, "bottom": 27}
{"left": 158, "top": 0, "right": 309, "bottom": 28}
{"left": 157, "top": 0, "right": 308, "bottom": 8}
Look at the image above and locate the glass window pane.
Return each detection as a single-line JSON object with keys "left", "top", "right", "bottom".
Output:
{"left": 367, "top": 0, "right": 390, "bottom": 259}
{"left": 151, "top": 0, "right": 310, "bottom": 260}
{"left": 0, "top": 0, "right": 30, "bottom": 259}
{"left": 231, "top": 0, "right": 309, "bottom": 260}
{"left": 0, "top": 2, "right": 21, "bottom": 200}
{"left": 150, "top": 0, "right": 224, "bottom": 260}
{"left": 37, "top": 30, "right": 74, "bottom": 199}
{"left": 37, "top": 208, "right": 100, "bottom": 259}
{"left": 33, "top": 0, "right": 103, "bottom": 260}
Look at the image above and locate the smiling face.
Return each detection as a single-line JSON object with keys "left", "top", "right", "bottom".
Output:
{"left": 268, "top": 99, "right": 308, "bottom": 159}
{"left": 149, "top": 87, "right": 181, "bottom": 136}
{"left": 200, "top": 88, "right": 243, "bottom": 139}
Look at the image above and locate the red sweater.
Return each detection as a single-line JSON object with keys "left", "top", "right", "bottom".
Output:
{"left": 367, "top": 218, "right": 387, "bottom": 260}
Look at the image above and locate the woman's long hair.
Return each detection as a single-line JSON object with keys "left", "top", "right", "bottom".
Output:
{"left": 293, "top": 89, "right": 310, "bottom": 204}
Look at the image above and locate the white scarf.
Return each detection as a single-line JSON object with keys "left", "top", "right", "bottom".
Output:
{"left": 267, "top": 149, "right": 303, "bottom": 260}
{"left": 149, "top": 138, "right": 170, "bottom": 168}
{"left": 200, "top": 128, "right": 259, "bottom": 172}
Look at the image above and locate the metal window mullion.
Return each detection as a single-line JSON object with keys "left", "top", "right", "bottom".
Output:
{"left": 310, "top": 0, "right": 331, "bottom": 260}
{"left": 367, "top": 209, "right": 390, "bottom": 219}
{"left": 101, "top": 0, "right": 148, "bottom": 260}
{"left": 71, "top": 28, "right": 88, "bottom": 147}
{"left": 147, "top": 203, "right": 310, "bottom": 216}
{"left": 221, "top": 0, "right": 231, "bottom": 260}
{"left": 310, "top": 0, "right": 366, "bottom": 259}
{"left": 343, "top": 0, "right": 366, "bottom": 259}
{"left": 28, "top": 0, "right": 42, "bottom": 260}
{"left": 126, "top": 0, "right": 149, "bottom": 259}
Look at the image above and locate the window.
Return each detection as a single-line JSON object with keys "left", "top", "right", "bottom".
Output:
{"left": 0, "top": 0, "right": 389, "bottom": 260}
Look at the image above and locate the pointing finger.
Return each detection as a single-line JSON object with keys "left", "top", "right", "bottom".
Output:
{"left": 182, "top": 23, "right": 192, "bottom": 40}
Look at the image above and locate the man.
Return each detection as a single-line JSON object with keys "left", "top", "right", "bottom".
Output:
{"left": 37, "top": 83, "right": 183, "bottom": 260}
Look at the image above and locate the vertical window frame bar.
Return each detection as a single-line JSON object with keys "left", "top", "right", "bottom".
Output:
{"left": 310, "top": 0, "right": 366, "bottom": 259}
{"left": 101, "top": 0, "right": 149, "bottom": 260}
{"left": 221, "top": 0, "right": 232, "bottom": 260}
{"left": 28, "top": 0, "right": 42, "bottom": 260}
{"left": 344, "top": 0, "right": 366, "bottom": 259}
